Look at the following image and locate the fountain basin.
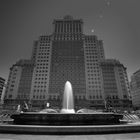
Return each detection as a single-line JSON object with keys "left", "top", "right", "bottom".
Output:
{"left": 1, "top": 123, "right": 140, "bottom": 134}
{"left": 11, "top": 112, "right": 123, "bottom": 125}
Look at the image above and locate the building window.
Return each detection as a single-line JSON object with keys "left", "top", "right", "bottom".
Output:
{"left": 123, "top": 95, "right": 127, "bottom": 99}
{"left": 9, "top": 94, "right": 12, "bottom": 98}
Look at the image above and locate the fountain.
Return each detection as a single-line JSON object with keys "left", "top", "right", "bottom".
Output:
{"left": 11, "top": 81, "right": 123, "bottom": 125}
{"left": 1, "top": 81, "right": 140, "bottom": 134}
{"left": 60, "top": 81, "right": 75, "bottom": 113}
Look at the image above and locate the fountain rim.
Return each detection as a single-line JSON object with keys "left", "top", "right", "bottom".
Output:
{"left": 15, "top": 112, "right": 121, "bottom": 115}
{"left": 1, "top": 123, "right": 140, "bottom": 134}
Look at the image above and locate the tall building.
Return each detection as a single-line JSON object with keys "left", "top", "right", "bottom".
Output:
{"left": 100, "top": 59, "right": 131, "bottom": 108}
{"left": 130, "top": 69, "right": 140, "bottom": 108}
{"left": 48, "top": 16, "right": 86, "bottom": 107}
{"left": 0, "top": 77, "right": 5, "bottom": 101}
{"left": 4, "top": 16, "right": 131, "bottom": 109}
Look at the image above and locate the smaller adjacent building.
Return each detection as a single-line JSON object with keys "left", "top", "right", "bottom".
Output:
{"left": 100, "top": 59, "right": 131, "bottom": 109}
{"left": 4, "top": 59, "right": 34, "bottom": 105}
{"left": 130, "top": 69, "right": 140, "bottom": 109}
{"left": 0, "top": 77, "right": 5, "bottom": 101}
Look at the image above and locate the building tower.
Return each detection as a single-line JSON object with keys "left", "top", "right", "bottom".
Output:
{"left": 30, "top": 35, "right": 52, "bottom": 107}
{"left": 84, "top": 36, "right": 105, "bottom": 108}
{"left": 48, "top": 15, "right": 86, "bottom": 107}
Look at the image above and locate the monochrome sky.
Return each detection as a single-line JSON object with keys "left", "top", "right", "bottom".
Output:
{"left": 1, "top": 0, "right": 140, "bottom": 81}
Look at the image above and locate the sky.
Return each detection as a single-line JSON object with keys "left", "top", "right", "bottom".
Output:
{"left": 0, "top": 0, "right": 140, "bottom": 81}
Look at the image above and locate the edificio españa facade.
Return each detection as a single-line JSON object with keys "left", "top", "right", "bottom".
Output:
{"left": 4, "top": 16, "right": 131, "bottom": 109}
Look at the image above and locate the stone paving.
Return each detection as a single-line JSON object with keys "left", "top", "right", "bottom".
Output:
{"left": 0, "top": 133, "right": 140, "bottom": 140}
